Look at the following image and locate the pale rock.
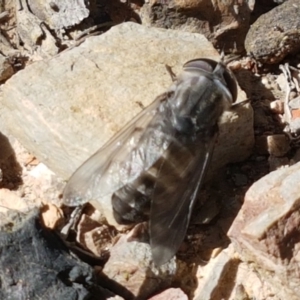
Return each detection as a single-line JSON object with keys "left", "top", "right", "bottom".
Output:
{"left": 107, "top": 296, "right": 124, "bottom": 300}
{"left": 40, "top": 203, "right": 64, "bottom": 229}
{"left": 0, "top": 188, "right": 36, "bottom": 229}
{"left": 101, "top": 227, "right": 176, "bottom": 299}
{"left": 194, "top": 244, "right": 281, "bottom": 300}
{"left": 27, "top": 0, "right": 89, "bottom": 29}
{"left": 0, "top": 22, "right": 253, "bottom": 182}
{"left": 24, "top": 163, "right": 64, "bottom": 206}
{"left": 233, "top": 284, "right": 250, "bottom": 300}
{"left": 276, "top": 73, "right": 288, "bottom": 92}
{"left": 270, "top": 100, "right": 284, "bottom": 114}
{"left": 228, "top": 162, "right": 300, "bottom": 300}
{"left": 0, "top": 189, "right": 28, "bottom": 213}
{"left": 194, "top": 245, "right": 235, "bottom": 300}
{"left": 16, "top": 4, "right": 44, "bottom": 51}
{"left": 28, "top": 162, "right": 55, "bottom": 179}
{"left": 229, "top": 261, "right": 280, "bottom": 300}
{"left": 16, "top": 3, "right": 59, "bottom": 58}
{"left": 149, "top": 288, "right": 188, "bottom": 300}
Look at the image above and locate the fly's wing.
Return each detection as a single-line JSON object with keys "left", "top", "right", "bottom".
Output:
{"left": 150, "top": 134, "right": 217, "bottom": 266}
{"left": 63, "top": 94, "right": 166, "bottom": 207}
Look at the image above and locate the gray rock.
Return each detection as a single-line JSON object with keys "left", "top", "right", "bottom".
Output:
{"left": 140, "top": 0, "right": 254, "bottom": 53}
{"left": 27, "top": 0, "right": 89, "bottom": 29}
{"left": 101, "top": 228, "right": 177, "bottom": 299}
{"left": 0, "top": 22, "right": 253, "bottom": 180}
{"left": 228, "top": 162, "right": 300, "bottom": 300}
{"left": 245, "top": 0, "right": 300, "bottom": 64}
{"left": 0, "top": 209, "right": 116, "bottom": 300}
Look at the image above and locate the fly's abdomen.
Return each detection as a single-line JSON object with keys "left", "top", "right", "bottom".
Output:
{"left": 112, "top": 127, "right": 195, "bottom": 225}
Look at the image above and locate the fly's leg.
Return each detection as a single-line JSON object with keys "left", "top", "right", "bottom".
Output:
{"left": 165, "top": 65, "right": 177, "bottom": 82}
{"left": 60, "top": 205, "right": 84, "bottom": 239}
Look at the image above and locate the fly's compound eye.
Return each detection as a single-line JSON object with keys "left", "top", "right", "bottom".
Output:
{"left": 183, "top": 58, "right": 217, "bottom": 73}
{"left": 183, "top": 58, "right": 238, "bottom": 103}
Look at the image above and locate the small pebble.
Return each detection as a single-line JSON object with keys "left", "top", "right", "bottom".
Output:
{"left": 211, "top": 247, "right": 223, "bottom": 258}
{"left": 228, "top": 61, "right": 241, "bottom": 71}
{"left": 269, "top": 100, "right": 284, "bottom": 114}
{"left": 289, "top": 91, "right": 298, "bottom": 100}
{"left": 148, "top": 288, "right": 188, "bottom": 300}
{"left": 276, "top": 73, "right": 288, "bottom": 91}
{"left": 261, "top": 77, "right": 269, "bottom": 86}
{"left": 261, "top": 77, "right": 273, "bottom": 89}
{"left": 289, "top": 96, "right": 300, "bottom": 109}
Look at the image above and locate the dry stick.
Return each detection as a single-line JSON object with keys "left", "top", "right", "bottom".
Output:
{"left": 16, "top": 0, "right": 23, "bottom": 11}
{"left": 74, "top": 22, "right": 115, "bottom": 41}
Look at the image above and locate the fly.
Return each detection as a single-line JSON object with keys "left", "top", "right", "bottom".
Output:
{"left": 63, "top": 56, "right": 238, "bottom": 266}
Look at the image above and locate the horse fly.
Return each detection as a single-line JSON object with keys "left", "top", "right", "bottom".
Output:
{"left": 63, "top": 57, "right": 238, "bottom": 266}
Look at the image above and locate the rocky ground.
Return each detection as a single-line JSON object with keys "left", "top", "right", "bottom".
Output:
{"left": 0, "top": 1, "right": 300, "bottom": 299}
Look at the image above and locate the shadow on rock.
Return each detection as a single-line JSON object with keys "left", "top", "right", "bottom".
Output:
{"left": 0, "top": 132, "right": 23, "bottom": 189}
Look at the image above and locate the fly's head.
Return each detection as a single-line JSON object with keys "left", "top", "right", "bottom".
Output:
{"left": 183, "top": 58, "right": 238, "bottom": 107}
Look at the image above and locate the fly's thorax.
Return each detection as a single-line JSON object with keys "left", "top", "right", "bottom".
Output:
{"left": 165, "top": 70, "right": 231, "bottom": 137}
